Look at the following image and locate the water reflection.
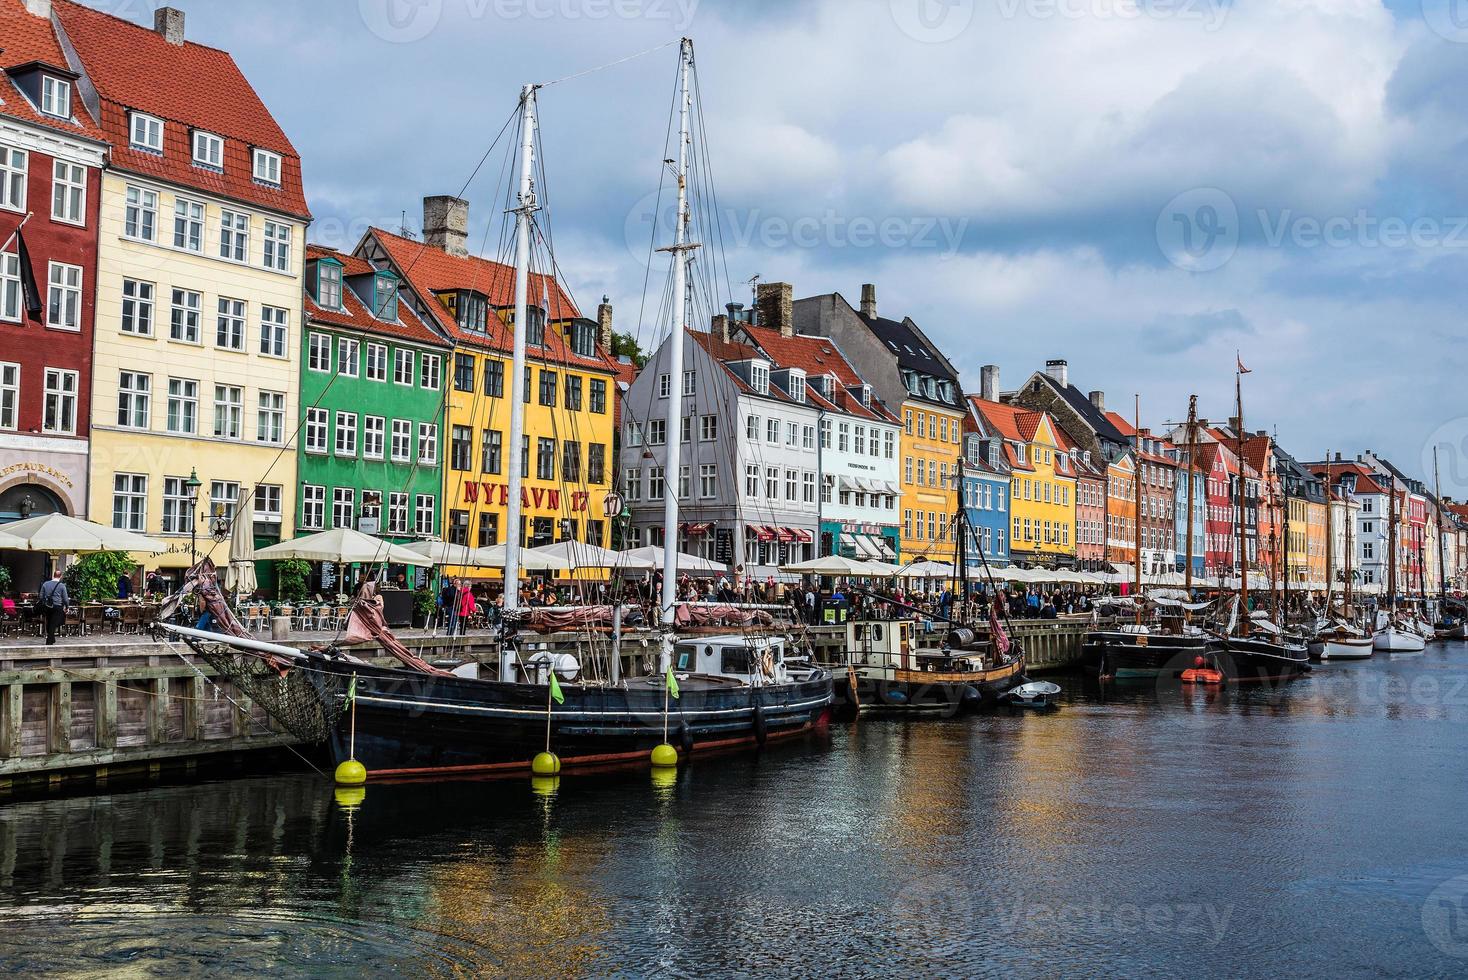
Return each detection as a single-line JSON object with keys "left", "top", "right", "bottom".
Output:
{"left": 3, "top": 645, "right": 1468, "bottom": 975}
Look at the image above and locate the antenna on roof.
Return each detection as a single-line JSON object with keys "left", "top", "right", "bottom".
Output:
{"left": 397, "top": 210, "right": 417, "bottom": 241}
{"left": 746, "top": 273, "right": 760, "bottom": 308}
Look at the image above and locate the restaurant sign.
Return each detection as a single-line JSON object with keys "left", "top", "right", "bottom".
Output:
{"left": 460, "top": 481, "right": 591, "bottom": 512}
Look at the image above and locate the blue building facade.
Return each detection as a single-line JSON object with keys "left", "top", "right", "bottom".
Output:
{"left": 1174, "top": 455, "right": 1207, "bottom": 577}
{"left": 962, "top": 431, "right": 1010, "bottom": 572}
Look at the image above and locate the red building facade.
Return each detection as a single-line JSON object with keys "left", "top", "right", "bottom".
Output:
{"left": 0, "top": 0, "right": 106, "bottom": 535}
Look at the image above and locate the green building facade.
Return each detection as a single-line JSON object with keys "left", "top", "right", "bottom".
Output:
{"left": 298, "top": 246, "right": 449, "bottom": 590}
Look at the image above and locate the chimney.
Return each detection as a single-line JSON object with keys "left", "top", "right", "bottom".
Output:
{"left": 1045, "top": 358, "right": 1069, "bottom": 389}
{"left": 596, "top": 295, "right": 613, "bottom": 352}
{"left": 154, "top": 6, "right": 185, "bottom": 45}
{"left": 1088, "top": 390, "right": 1105, "bottom": 412}
{"left": 24, "top": 0, "right": 50, "bottom": 17}
{"left": 756, "top": 281, "right": 793, "bottom": 337}
{"left": 980, "top": 364, "right": 1000, "bottom": 403}
{"left": 712, "top": 314, "right": 732, "bottom": 344}
{"left": 422, "top": 195, "right": 469, "bottom": 257}
{"left": 1334, "top": 452, "right": 1342, "bottom": 461}
{"left": 860, "top": 283, "right": 877, "bottom": 318}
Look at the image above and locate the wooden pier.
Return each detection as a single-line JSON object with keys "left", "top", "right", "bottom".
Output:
{"left": 802, "top": 619, "right": 1088, "bottom": 673}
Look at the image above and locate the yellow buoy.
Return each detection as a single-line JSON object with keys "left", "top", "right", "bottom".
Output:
{"left": 334, "top": 759, "right": 367, "bottom": 786}
{"left": 650, "top": 743, "right": 678, "bottom": 768}
{"left": 333, "top": 786, "right": 366, "bottom": 810}
{"left": 531, "top": 751, "right": 561, "bottom": 775}
{"left": 530, "top": 775, "right": 560, "bottom": 797}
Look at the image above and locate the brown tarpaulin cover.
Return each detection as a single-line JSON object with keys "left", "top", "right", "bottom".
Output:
{"left": 673, "top": 603, "right": 774, "bottom": 628}
{"left": 526, "top": 605, "right": 635, "bottom": 633}
{"left": 340, "top": 582, "right": 451, "bottom": 675}
{"left": 161, "top": 558, "right": 293, "bottom": 673}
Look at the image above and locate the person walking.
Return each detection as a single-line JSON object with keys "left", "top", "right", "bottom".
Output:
{"left": 438, "top": 578, "right": 458, "bottom": 635}
{"left": 39, "top": 569, "right": 68, "bottom": 645}
{"left": 457, "top": 579, "right": 476, "bottom": 634}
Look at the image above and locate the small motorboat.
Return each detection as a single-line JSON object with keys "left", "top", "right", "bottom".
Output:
{"left": 1001, "top": 680, "right": 1062, "bottom": 710}
{"left": 1374, "top": 626, "right": 1426, "bottom": 654}
{"left": 1436, "top": 621, "right": 1468, "bottom": 641}
{"left": 1320, "top": 635, "right": 1375, "bottom": 660}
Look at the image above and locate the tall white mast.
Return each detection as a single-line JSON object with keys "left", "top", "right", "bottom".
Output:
{"left": 504, "top": 83, "right": 537, "bottom": 622}
{"left": 658, "top": 38, "right": 697, "bottom": 625}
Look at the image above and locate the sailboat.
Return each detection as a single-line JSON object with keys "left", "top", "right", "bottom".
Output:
{"left": 1081, "top": 395, "right": 1215, "bottom": 679}
{"left": 1431, "top": 448, "right": 1467, "bottom": 640}
{"left": 1312, "top": 453, "right": 1373, "bottom": 660}
{"left": 1373, "top": 476, "right": 1426, "bottom": 654}
{"left": 1211, "top": 362, "right": 1310, "bottom": 682}
{"left": 163, "top": 41, "right": 833, "bottom": 776}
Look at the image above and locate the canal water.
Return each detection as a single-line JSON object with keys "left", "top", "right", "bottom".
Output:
{"left": 4, "top": 645, "right": 1468, "bottom": 977}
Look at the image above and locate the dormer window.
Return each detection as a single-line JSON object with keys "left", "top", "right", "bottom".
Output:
{"left": 253, "top": 148, "right": 282, "bottom": 185}
{"left": 315, "top": 259, "right": 343, "bottom": 310}
{"left": 524, "top": 305, "right": 546, "bottom": 346}
{"left": 860, "top": 384, "right": 872, "bottom": 407}
{"left": 566, "top": 319, "right": 597, "bottom": 358}
{"left": 192, "top": 130, "right": 223, "bottom": 169}
{"left": 372, "top": 271, "right": 398, "bottom": 321}
{"left": 130, "top": 112, "right": 164, "bottom": 153}
{"left": 989, "top": 442, "right": 999, "bottom": 469}
{"left": 750, "top": 362, "right": 769, "bottom": 396}
{"left": 456, "top": 290, "right": 488, "bottom": 331}
{"left": 1016, "top": 443, "right": 1027, "bottom": 464}
{"left": 41, "top": 76, "right": 70, "bottom": 119}
{"left": 788, "top": 369, "right": 806, "bottom": 404}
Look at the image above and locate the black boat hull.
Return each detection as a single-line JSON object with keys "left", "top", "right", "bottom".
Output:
{"left": 1213, "top": 637, "right": 1311, "bottom": 683}
{"left": 834, "top": 658, "right": 1026, "bottom": 715}
{"left": 1081, "top": 631, "right": 1217, "bottom": 679}
{"left": 314, "top": 661, "right": 834, "bottom": 776}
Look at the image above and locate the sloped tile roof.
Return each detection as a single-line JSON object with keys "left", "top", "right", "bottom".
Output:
{"left": 304, "top": 244, "right": 445, "bottom": 348}
{"left": 737, "top": 324, "right": 900, "bottom": 424}
{"left": 0, "top": 0, "right": 104, "bottom": 140}
{"left": 968, "top": 395, "right": 1043, "bottom": 444}
{"left": 54, "top": 0, "right": 309, "bottom": 219}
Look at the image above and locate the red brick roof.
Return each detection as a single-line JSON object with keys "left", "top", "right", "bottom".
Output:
{"left": 368, "top": 228, "right": 614, "bottom": 374}
{"left": 0, "top": 0, "right": 104, "bottom": 141}
{"left": 1241, "top": 434, "right": 1272, "bottom": 475}
{"left": 736, "top": 324, "right": 899, "bottom": 424}
{"left": 52, "top": 0, "right": 309, "bottom": 219}
{"left": 968, "top": 395, "right": 1044, "bottom": 443}
{"left": 304, "top": 244, "right": 445, "bottom": 349}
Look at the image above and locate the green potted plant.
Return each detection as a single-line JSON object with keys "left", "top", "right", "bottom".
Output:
{"left": 412, "top": 586, "right": 435, "bottom": 629}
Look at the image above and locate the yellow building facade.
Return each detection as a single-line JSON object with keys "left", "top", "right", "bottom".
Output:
{"left": 89, "top": 171, "right": 306, "bottom": 569}
{"left": 1009, "top": 414, "right": 1077, "bottom": 565}
{"left": 900, "top": 400, "right": 966, "bottom": 562}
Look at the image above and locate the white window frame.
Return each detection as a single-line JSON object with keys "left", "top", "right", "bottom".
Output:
{"left": 300, "top": 485, "right": 325, "bottom": 530}
{"left": 254, "top": 484, "right": 283, "bottom": 525}
{"left": 257, "top": 390, "right": 285, "bottom": 444}
{"left": 121, "top": 278, "right": 155, "bottom": 336}
{"left": 307, "top": 332, "right": 331, "bottom": 372}
{"left": 363, "top": 415, "right": 385, "bottom": 460}
{"left": 338, "top": 338, "right": 359, "bottom": 378}
{"left": 53, "top": 161, "right": 86, "bottom": 226}
{"left": 161, "top": 476, "right": 191, "bottom": 534}
{"left": 130, "top": 112, "right": 163, "bottom": 153}
{"left": 192, "top": 129, "right": 224, "bottom": 169}
{"left": 219, "top": 209, "right": 249, "bottom": 262}
{"left": 365, "top": 342, "right": 388, "bottom": 381}
{"left": 170, "top": 287, "right": 201, "bottom": 343}
{"left": 213, "top": 384, "right": 242, "bottom": 439}
{"left": 41, "top": 76, "right": 71, "bottom": 119}
{"left": 418, "top": 423, "right": 437, "bottom": 465}
{"left": 124, "top": 185, "right": 157, "bottom": 241}
{"left": 0, "top": 146, "right": 26, "bottom": 212}
{"left": 43, "top": 367, "right": 77, "bottom": 434}
{"left": 46, "top": 261, "right": 81, "bottom": 331}
{"left": 0, "top": 251, "right": 17, "bottom": 323}
{"left": 117, "top": 370, "right": 151, "bottom": 429}
{"left": 166, "top": 377, "right": 197, "bottom": 434}
{"left": 0, "top": 361, "right": 17, "bottom": 430}
{"left": 699, "top": 463, "right": 717, "bottom": 499}
{"left": 174, "top": 197, "right": 204, "bottom": 252}
{"left": 259, "top": 305, "right": 288, "bottom": 358}
{"left": 112, "top": 473, "right": 147, "bottom": 532}
{"left": 393, "top": 348, "right": 414, "bottom": 386}
{"left": 335, "top": 411, "right": 358, "bottom": 458}
{"left": 390, "top": 419, "right": 412, "bottom": 462}
{"left": 252, "top": 148, "right": 282, "bottom": 185}
{"left": 216, "top": 296, "right": 245, "bottom": 351}
{"left": 414, "top": 494, "right": 436, "bottom": 537}
{"left": 332, "top": 487, "right": 355, "bottom": 530}
{"left": 420, "top": 353, "right": 441, "bottom": 390}
{"left": 304, "top": 407, "right": 328, "bottom": 454}
{"left": 263, "top": 221, "right": 291, "bottom": 272}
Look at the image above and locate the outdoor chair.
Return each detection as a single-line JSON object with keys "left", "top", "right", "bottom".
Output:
{"left": 121, "top": 605, "right": 142, "bottom": 634}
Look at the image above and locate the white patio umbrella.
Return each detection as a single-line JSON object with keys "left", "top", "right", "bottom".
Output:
{"left": 0, "top": 513, "right": 166, "bottom": 554}
{"left": 401, "top": 539, "right": 493, "bottom": 567}
{"left": 223, "top": 488, "right": 257, "bottom": 596}
{"left": 620, "top": 545, "right": 726, "bottom": 574}
{"left": 474, "top": 543, "right": 574, "bottom": 571}
{"left": 901, "top": 560, "right": 956, "bottom": 579}
{"left": 781, "top": 554, "right": 901, "bottom": 577}
{"left": 525, "top": 539, "right": 657, "bottom": 570}
{"left": 253, "top": 527, "right": 431, "bottom": 566}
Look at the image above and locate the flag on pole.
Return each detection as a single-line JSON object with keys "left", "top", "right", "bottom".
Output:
{"left": 15, "top": 230, "right": 42, "bottom": 320}
{"left": 346, "top": 674, "right": 357, "bottom": 707}
{"left": 548, "top": 670, "right": 565, "bottom": 705}
{"left": 665, "top": 667, "right": 680, "bottom": 700}
{"left": 1236, "top": 354, "right": 1251, "bottom": 375}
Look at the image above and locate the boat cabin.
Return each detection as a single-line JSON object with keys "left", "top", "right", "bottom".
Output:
{"left": 673, "top": 634, "right": 789, "bottom": 684}
{"left": 846, "top": 619, "right": 915, "bottom": 668}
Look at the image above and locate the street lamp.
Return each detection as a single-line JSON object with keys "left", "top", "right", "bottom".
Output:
{"left": 184, "top": 468, "right": 202, "bottom": 566}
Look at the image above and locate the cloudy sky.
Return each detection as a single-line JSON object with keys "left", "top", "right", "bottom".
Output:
{"left": 134, "top": 0, "right": 1468, "bottom": 490}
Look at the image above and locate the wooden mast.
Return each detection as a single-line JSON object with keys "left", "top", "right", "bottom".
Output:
{"left": 1183, "top": 395, "right": 1198, "bottom": 595}
{"left": 1387, "top": 478, "right": 1398, "bottom": 621}
{"left": 1133, "top": 394, "right": 1143, "bottom": 623}
{"left": 1435, "top": 446, "right": 1449, "bottom": 612}
{"left": 1324, "top": 451, "right": 1333, "bottom": 616}
{"left": 1344, "top": 466, "right": 1354, "bottom": 617}
{"left": 1235, "top": 364, "right": 1250, "bottom": 635}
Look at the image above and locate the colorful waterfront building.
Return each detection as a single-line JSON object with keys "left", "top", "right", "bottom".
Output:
{"left": 1105, "top": 450, "right": 1137, "bottom": 569}
{"left": 358, "top": 200, "right": 618, "bottom": 578}
{"left": 967, "top": 396, "right": 1075, "bottom": 568}
{"left": 960, "top": 419, "right": 1011, "bottom": 571}
{"left": 794, "top": 284, "right": 964, "bottom": 565}
{"left": 1172, "top": 454, "right": 1207, "bottom": 579}
{"left": 1107, "top": 413, "right": 1179, "bottom": 578}
{"left": 1065, "top": 433, "right": 1107, "bottom": 572}
{"left": 297, "top": 245, "right": 449, "bottom": 587}
{"left": 0, "top": 0, "right": 107, "bottom": 582}
{"left": 1274, "top": 446, "right": 1326, "bottom": 591}
{"left": 61, "top": 2, "right": 310, "bottom": 574}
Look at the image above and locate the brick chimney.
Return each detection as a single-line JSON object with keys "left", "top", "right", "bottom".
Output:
{"left": 756, "top": 281, "right": 793, "bottom": 337}
{"left": 596, "top": 296, "right": 613, "bottom": 351}
{"left": 422, "top": 195, "right": 469, "bottom": 257}
{"left": 1045, "top": 358, "right": 1069, "bottom": 389}
{"left": 860, "top": 283, "right": 877, "bottom": 318}
{"left": 24, "top": 0, "right": 51, "bottom": 17}
{"left": 712, "top": 314, "right": 731, "bottom": 343}
{"left": 1089, "top": 390, "right": 1105, "bottom": 412}
{"left": 979, "top": 364, "right": 1000, "bottom": 402}
{"left": 154, "top": 6, "right": 185, "bottom": 45}
{"left": 1229, "top": 416, "right": 1241, "bottom": 432}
